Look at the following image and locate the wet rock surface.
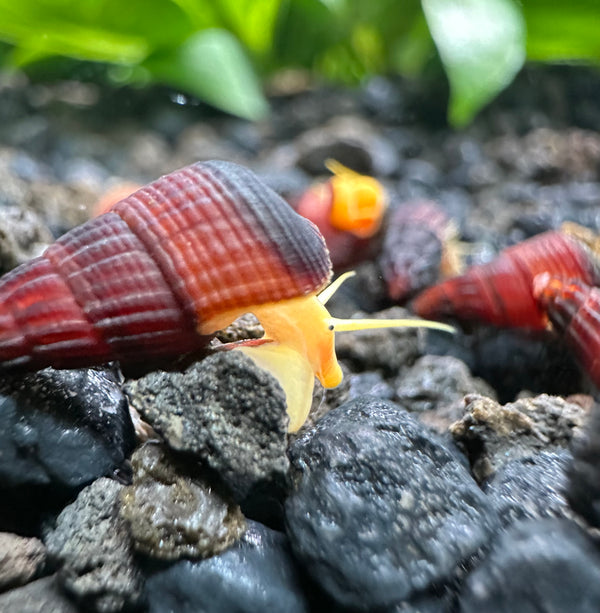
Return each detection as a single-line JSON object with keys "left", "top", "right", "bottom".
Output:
{"left": 120, "top": 443, "right": 245, "bottom": 560}
{"left": 286, "top": 396, "right": 499, "bottom": 610}
{"left": 144, "top": 520, "right": 311, "bottom": 613}
{"left": 458, "top": 519, "right": 600, "bottom": 613}
{"left": 0, "top": 367, "right": 134, "bottom": 491}
{"left": 2, "top": 66, "right": 600, "bottom": 611}
{"left": 483, "top": 450, "right": 574, "bottom": 527}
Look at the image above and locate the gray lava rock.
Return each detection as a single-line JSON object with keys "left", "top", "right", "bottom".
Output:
{"left": 0, "top": 532, "right": 46, "bottom": 591}
{"left": 144, "top": 520, "right": 310, "bottom": 613}
{"left": 0, "top": 575, "right": 79, "bottom": 613}
{"left": 119, "top": 443, "right": 245, "bottom": 560}
{"left": 0, "top": 367, "right": 135, "bottom": 490}
{"left": 125, "top": 351, "right": 290, "bottom": 506}
{"left": 568, "top": 405, "right": 600, "bottom": 528}
{"left": 0, "top": 204, "right": 52, "bottom": 273}
{"left": 285, "top": 396, "right": 499, "bottom": 610}
{"left": 334, "top": 307, "right": 423, "bottom": 376}
{"left": 450, "top": 394, "right": 587, "bottom": 482}
{"left": 44, "top": 477, "right": 143, "bottom": 613}
{"left": 347, "top": 371, "right": 395, "bottom": 401}
{"left": 294, "top": 115, "right": 400, "bottom": 176}
{"left": 483, "top": 451, "right": 573, "bottom": 527}
{"left": 458, "top": 519, "right": 600, "bottom": 613}
{"left": 395, "top": 355, "right": 495, "bottom": 432}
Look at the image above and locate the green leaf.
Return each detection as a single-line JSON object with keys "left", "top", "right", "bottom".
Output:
{"left": 0, "top": 0, "right": 194, "bottom": 64}
{"left": 214, "top": 0, "right": 282, "bottom": 56}
{"left": 523, "top": 0, "right": 600, "bottom": 61}
{"left": 146, "top": 28, "right": 268, "bottom": 120}
{"left": 422, "top": 0, "right": 526, "bottom": 127}
{"left": 273, "top": 0, "right": 340, "bottom": 67}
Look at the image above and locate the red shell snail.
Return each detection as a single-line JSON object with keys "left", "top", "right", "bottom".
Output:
{"left": 0, "top": 160, "right": 452, "bottom": 431}
{"left": 412, "top": 229, "right": 600, "bottom": 331}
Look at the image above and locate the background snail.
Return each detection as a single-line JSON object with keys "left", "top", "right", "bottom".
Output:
{"left": 534, "top": 275, "right": 600, "bottom": 388}
{"left": 293, "top": 160, "right": 388, "bottom": 270}
{"left": 0, "top": 160, "right": 452, "bottom": 431}
{"left": 412, "top": 229, "right": 600, "bottom": 331}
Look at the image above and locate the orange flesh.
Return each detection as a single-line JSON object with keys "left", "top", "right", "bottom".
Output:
{"left": 201, "top": 293, "right": 340, "bottom": 389}
{"left": 328, "top": 174, "right": 387, "bottom": 238}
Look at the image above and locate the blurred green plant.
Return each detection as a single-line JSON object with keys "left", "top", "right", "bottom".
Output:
{"left": 0, "top": 0, "right": 598, "bottom": 126}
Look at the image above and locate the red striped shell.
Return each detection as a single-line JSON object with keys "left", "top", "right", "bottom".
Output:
{"left": 0, "top": 160, "right": 331, "bottom": 370}
{"left": 379, "top": 201, "right": 453, "bottom": 302}
{"left": 412, "top": 230, "right": 600, "bottom": 330}
{"left": 534, "top": 276, "right": 600, "bottom": 386}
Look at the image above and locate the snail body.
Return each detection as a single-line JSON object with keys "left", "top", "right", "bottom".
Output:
{"left": 0, "top": 160, "right": 452, "bottom": 431}
{"left": 412, "top": 230, "right": 600, "bottom": 331}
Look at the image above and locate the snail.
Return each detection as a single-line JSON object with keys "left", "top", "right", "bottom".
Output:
{"left": 294, "top": 160, "right": 388, "bottom": 270}
{"left": 0, "top": 160, "right": 453, "bottom": 432}
{"left": 379, "top": 200, "right": 461, "bottom": 302}
{"left": 534, "top": 274, "right": 600, "bottom": 388}
{"left": 412, "top": 229, "right": 600, "bottom": 331}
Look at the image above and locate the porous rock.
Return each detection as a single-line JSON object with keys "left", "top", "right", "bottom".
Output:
{"left": 483, "top": 450, "right": 573, "bottom": 527}
{"left": 44, "top": 477, "right": 143, "bottom": 613}
{"left": 450, "top": 394, "right": 587, "bottom": 482}
{"left": 144, "top": 520, "right": 310, "bottom": 613}
{"left": 334, "top": 307, "right": 423, "bottom": 375}
{"left": 0, "top": 575, "right": 79, "bottom": 613}
{"left": 0, "top": 367, "right": 135, "bottom": 490}
{"left": 395, "top": 355, "right": 496, "bottom": 432}
{"left": 294, "top": 115, "right": 400, "bottom": 176}
{"left": 285, "top": 396, "right": 499, "bottom": 610}
{"left": 458, "top": 519, "right": 600, "bottom": 613}
{"left": 568, "top": 404, "right": 600, "bottom": 527}
{"left": 0, "top": 204, "right": 52, "bottom": 273}
{"left": 0, "top": 532, "right": 46, "bottom": 591}
{"left": 125, "top": 351, "right": 290, "bottom": 508}
{"left": 119, "top": 443, "right": 245, "bottom": 560}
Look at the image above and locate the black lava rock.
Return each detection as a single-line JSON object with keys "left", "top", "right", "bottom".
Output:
{"left": 568, "top": 405, "right": 600, "bottom": 528}
{"left": 483, "top": 450, "right": 573, "bottom": 527}
{"left": 458, "top": 518, "right": 600, "bottom": 613}
{"left": 285, "top": 396, "right": 499, "bottom": 610}
{"left": 0, "top": 367, "right": 135, "bottom": 491}
{"left": 144, "top": 520, "right": 310, "bottom": 613}
{"left": 124, "top": 351, "right": 290, "bottom": 522}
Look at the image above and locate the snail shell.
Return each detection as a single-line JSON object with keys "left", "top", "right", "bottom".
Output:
{"left": 0, "top": 160, "right": 331, "bottom": 370}
{"left": 379, "top": 200, "right": 459, "bottom": 302}
{"left": 412, "top": 230, "right": 600, "bottom": 330}
{"left": 534, "top": 275, "right": 600, "bottom": 386}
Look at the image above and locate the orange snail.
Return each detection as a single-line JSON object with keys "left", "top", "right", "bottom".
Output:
{"left": 0, "top": 160, "right": 453, "bottom": 432}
